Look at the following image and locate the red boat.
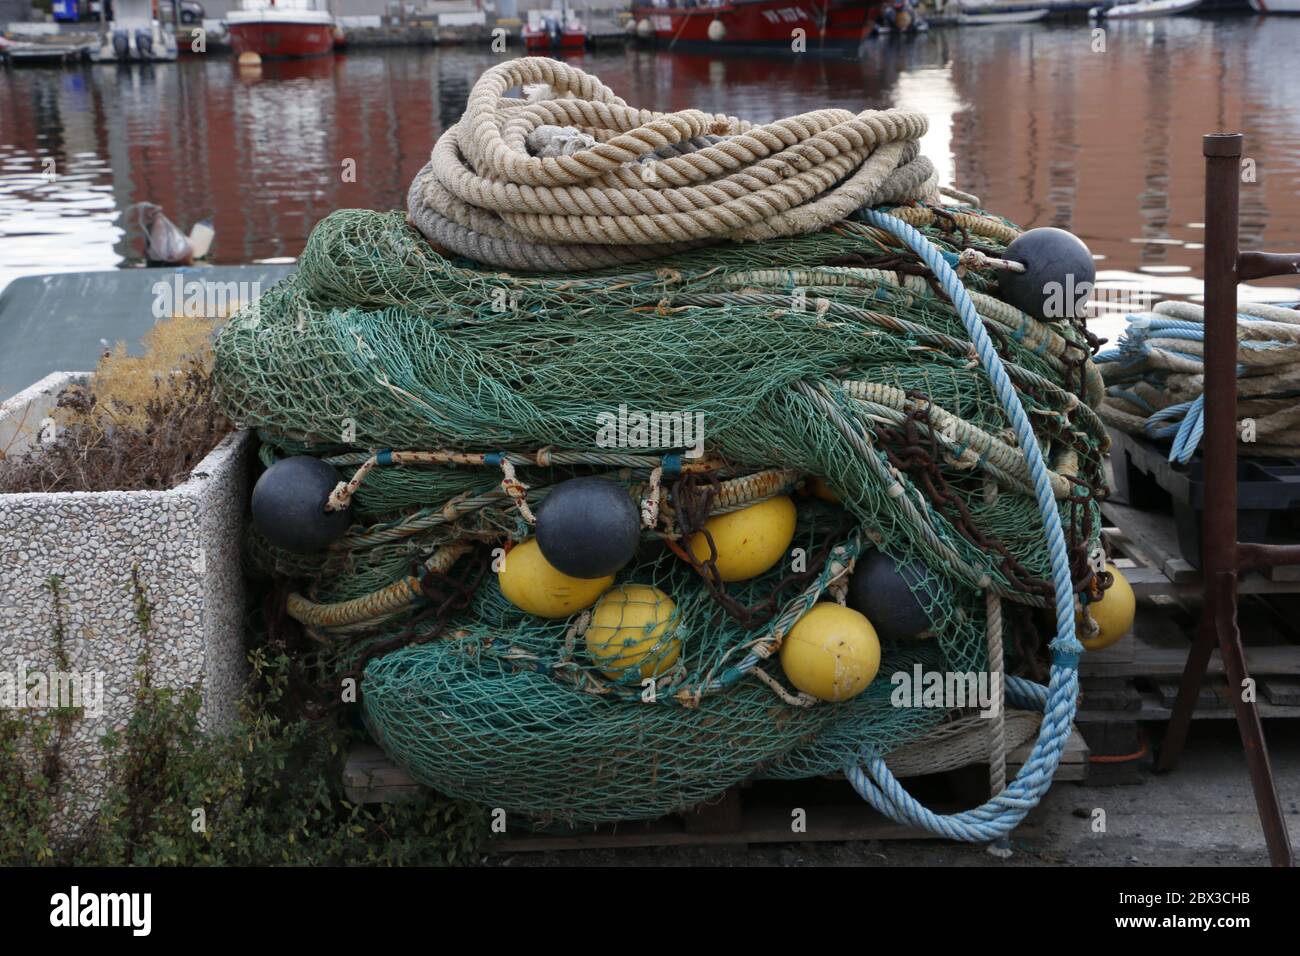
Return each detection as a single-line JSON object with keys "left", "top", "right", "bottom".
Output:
{"left": 226, "top": 1, "right": 336, "bottom": 59}
{"left": 631, "top": 0, "right": 883, "bottom": 54}
{"left": 522, "top": 8, "right": 588, "bottom": 52}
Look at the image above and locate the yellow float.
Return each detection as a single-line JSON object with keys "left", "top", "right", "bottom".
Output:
{"left": 498, "top": 537, "right": 613, "bottom": 619}
{"left": 585, "top": 584, "right": 681, "bottom": 679}
{"left": 779, "top": 603, "right": 881, "bottom": 702}
{"left": 1079, "top": 563, "right": 1136, "bottom": 651}
{"left": 687, "top": 495, "right": 797, "bottom": 583}
{"left": 805, "top": 475, "right": 841, "bottom": 504}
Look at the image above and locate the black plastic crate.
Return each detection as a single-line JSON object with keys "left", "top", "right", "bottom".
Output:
{"left": 1107, "top": 428, "right": 1300, "bottom": 569}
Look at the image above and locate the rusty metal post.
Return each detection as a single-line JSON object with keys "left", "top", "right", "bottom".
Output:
{"left": 1156, "top": 135, "right": 1242, "bottom": 776}
{"left": 1154, "top": 134, "right": 1293, "bottom": 867}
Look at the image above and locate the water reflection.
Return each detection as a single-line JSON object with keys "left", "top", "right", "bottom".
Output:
{"left": 2, "top": 19, "right": 1298, "bottom": 303}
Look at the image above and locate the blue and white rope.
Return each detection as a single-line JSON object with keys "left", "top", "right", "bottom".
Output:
{"left": 844, "top": 210, "right": 1083, "bottom": 842}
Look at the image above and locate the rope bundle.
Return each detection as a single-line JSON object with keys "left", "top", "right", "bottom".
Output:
{"left": 1097, "top": 300, "right": 1300, "bottom": 460}
{"left": 407, "top": 57, "right": 939, "bottom": 271}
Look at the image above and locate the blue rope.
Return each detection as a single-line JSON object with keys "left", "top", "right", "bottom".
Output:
{"left": 1168, "top": 395, "right": 1205, "bottom": 464}
{"left": 845, "top": 210, "right": 1082, "bottom": 842}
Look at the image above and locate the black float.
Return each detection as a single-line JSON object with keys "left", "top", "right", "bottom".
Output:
{"left": 997, "top": 227, "right": 1095, "bottom": 322}
{"left": 847, "top": 549, "right": 933, "bottom": 641}
{"left": 535, "top": 476, "right": 641, "bottom": 579}
{"left": 251, "top": 455, "right": 353, "bottom": 554}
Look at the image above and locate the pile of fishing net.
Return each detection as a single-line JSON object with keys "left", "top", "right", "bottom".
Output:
{"left": 1097, "top": 300, "right": 1300, "bottom": 462}
{"left": 214, "top": 59, "right": 1106, "bottom": 833}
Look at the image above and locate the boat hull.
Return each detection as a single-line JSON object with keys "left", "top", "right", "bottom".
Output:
{"left": 1095, "top": 0, "right": 1202, "bottom": 16}
{"left": 522, "top": 28, "right": 588, "bottom": 51}
{"left": 227, "top": 15, "right": 335, "bottom": 58}
{"left": 631, "top": 0, "right": 881, "bottom": 54}
{"left": 958, "top": 8, "right": 1050, "bottom": 22}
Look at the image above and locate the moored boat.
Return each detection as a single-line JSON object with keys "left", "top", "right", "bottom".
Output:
{"left": 226, "top": 0, "right": 336, "bottom": 59}
{"left": 1248, "top": 0, "right": 1300, "bottom": 11}
{"left": 955, "top": 1, "right": 1051, "bottom": 22}
{"left": 1090, "top": 0, "right": 1202, "bottom": 17}
{"left": 94, "top": 0, "right": 179, "bottom": 62}
{"left": 630, "top": 0, "right": 884, "bottom": 55}
{"left": 960, "top": 8, "right": 1050, "bottom": 20}
{"left": 522, "top": 7, "right": 588, "bottom": 51}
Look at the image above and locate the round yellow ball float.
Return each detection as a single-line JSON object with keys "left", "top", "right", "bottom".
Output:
{"left": 687, "top": 495, "right": 797, "bottom": 583}
{"left": 585, "top": 584, "right": 681, "bottom": 679}
{"left": 780, "top": 603, "right": 882, "bottom": 702}
{"left": 1078, "top": 563, "right": 1136, "bottom": 651}
{"left": 498, "top": 537, "right": 613, "bottom": 619}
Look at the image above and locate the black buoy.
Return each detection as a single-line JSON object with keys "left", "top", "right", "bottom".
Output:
{"left": 997, "top": 227, "right": 1095, "bottom": 323}
{"left": 847, "top": 550, "right": 933, "bottom": 642}
{"left": 535, "top": 476, "right": 641, "bottom": 579}
{"left": 251, "top": 455, "right": 353, "bottom": 554}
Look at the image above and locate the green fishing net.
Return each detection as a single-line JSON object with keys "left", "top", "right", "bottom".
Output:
{"left": 215, "top": 204, "right": 1108, "bottom": 823}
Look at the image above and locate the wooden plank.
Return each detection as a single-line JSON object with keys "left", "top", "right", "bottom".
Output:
{"left": 1132, "top": 686, "right": 1300, "bottom": 721}
{"left": 1261, "top": 677, "right": 1300, "bottom": 707}
{"left": 1154, "top": 679, "right": 1229, "bottom": 710}
{"left": 493, "top": 805, "right": 939, "bottom": 852}
{"left": 1103, "top": 501, "right": 1300, "bottom": 595}
{"left": 1269, "top": 564, "right": 1300, "bottom": 583}
{"left": 1082, "top": 641, "right": 1300, "bottom": 678}
{"left": 492, "top": 795, "right": 1056, "bottom": 853}
{"left": 343, "top": 744, "right": 422, "bottom": 804}
{"left": 1080, "top": 598, "right": 1300, "bottom": 679}
{"left": 1102, "top": 501, "right": 1199, "bottom": 582}
{"left": 1010, "top": 728, "right": 1089, "bottom": 781}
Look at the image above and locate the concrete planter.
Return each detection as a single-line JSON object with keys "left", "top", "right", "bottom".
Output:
{"left": 0, "top": 371, "right": 252, "bottom": 834}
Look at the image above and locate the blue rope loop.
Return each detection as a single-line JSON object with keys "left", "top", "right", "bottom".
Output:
{"left": 844, "top": 210, "right": 1083, "bottom": 843}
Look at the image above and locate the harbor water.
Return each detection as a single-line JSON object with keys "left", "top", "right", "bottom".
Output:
{"left": 3, "top": 17, "right": 1300, "bottom": 325}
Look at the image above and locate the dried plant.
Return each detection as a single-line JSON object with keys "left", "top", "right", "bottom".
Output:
{"left": 0, "top": 314, "right": 230, "bottom": 494}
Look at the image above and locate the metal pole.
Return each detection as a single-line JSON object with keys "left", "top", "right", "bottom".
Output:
{"left": 1201, "top": 134, "right": 1240, "bottom": 599}
{"left": 1156, "top": 135, "right": 1242, "bottom": 775}
{"left": 1169, "top": 133, "right": 1292, "bottom": 867}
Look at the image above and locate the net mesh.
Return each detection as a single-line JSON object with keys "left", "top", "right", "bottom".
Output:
{"left": 215, "top": 203, "right": 1108, "bottom": 823}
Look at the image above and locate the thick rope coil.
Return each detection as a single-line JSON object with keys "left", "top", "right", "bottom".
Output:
{"left": 409, "top": 57, "right": 938, "bottom": 271}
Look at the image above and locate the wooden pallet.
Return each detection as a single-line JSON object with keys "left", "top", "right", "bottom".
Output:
{"left": 343, "top": 730, "right": 1089, "bottom": 850}
{"left": 1102, "top": 500, "right": 1300, "bottom": 597}
{"left": 1080, "top": 501, "right": 1300, "bottom": 723}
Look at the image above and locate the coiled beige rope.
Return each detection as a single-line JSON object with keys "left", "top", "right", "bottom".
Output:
{"left": 409, "top": 57, "right": 938, "bottom": 271}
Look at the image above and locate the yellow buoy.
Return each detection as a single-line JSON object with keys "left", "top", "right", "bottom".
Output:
{"left": 586, "top": 584, "right": 680, "bottom": 679}
{"left": 779, "top": 603, "right": 881, "bottom": 702}
{"left": 498, "top": 537, "right": 612, "bottom": 619}
{"left": 687, "top": 495, "right": 797, "bottom": 583}
{"left": 806, "top": 476, "right": 841, "bottom": 504}
{"left": 1079, "top": 563, "right": 1136, "bottom": 651}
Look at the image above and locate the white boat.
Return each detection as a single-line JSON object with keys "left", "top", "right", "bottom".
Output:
{"left": 929, "top": 0, "right": 1049, "bottom": 25}
{"left": 95, "top": 0, "right": 179, "bottom": 61}
{"left": 1090, "top": 0, "right": 1203, "bottom": 18}
{"left": 1249, "top": 0, "right": 1300, "bottom": 12}
{"left": 958, "top": 5, "right": 1051, "bottom": 24}
{"left": 225, "top": 0, "right": 337, "bottom": 59}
